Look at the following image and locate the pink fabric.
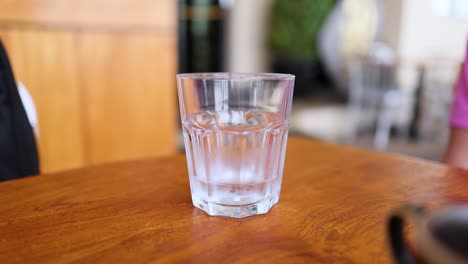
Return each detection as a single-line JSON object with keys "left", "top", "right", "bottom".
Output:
{"left": 450, "top": 46, "right": 468, "bottom": 129}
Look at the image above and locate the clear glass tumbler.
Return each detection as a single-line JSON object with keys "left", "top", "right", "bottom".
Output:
{"left": 177, "top": 73, "right": 294, "bottom": 218}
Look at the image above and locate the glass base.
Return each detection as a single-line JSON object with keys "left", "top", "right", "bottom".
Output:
{"left": 192, "top": 196, "right": 278, "bottom": 218}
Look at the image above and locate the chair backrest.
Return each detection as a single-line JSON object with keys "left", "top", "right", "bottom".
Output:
{"left": 349, "top": 57, "right": 397, "bottom": 108}
{"left": 0, "top": 39, "right": 39, "bottom": 181}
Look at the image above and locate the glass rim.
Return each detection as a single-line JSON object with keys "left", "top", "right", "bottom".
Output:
{"left": 176, "top": 72, "right": 295, "bottom": 81}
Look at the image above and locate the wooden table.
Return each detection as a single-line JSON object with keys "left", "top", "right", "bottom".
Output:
{"left": 1, "top": 137, "right": 467, "bottom": 263}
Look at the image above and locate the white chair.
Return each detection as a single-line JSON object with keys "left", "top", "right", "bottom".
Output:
{"left": 346, "top": 49, "right": 410, "bottom": 150}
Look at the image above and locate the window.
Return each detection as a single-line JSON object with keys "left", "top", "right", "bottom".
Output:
{"left": 432, "top": 0, "right": 468, "bottom": 20}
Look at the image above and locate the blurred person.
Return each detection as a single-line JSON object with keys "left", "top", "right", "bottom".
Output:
{"left": 0, "top": 40, "right": 39, "bottom": 181}
{"left": 444, "top": 45, "right": 468, "bottom": 169}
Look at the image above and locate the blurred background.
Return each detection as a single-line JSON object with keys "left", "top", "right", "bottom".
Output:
{"left": 0, "top": 0, "right": 466, "bottom": 173}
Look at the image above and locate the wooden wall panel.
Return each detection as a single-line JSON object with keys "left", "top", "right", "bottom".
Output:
{"left": 0, "top": 0, "right": 177, "bottom": 173}
{"left": 78, "top": 32, "right": 177, "bottom": 165}
{"left": 0, "top": 0, "right": 175, "bottom": 30}
{"left": 0, "top": 28, "right": 86, "bottom": 172}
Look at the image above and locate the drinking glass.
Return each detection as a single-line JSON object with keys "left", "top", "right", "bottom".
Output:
{"left": 177, "top": 73, "right": 294, "bottom": 218}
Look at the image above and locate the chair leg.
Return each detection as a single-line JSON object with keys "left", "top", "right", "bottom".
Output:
{"left": 375, "top": 105, "right": 393, "bottom": 151}
{"left": 345, "top": 100, "right": 362, "bottom": 143}
{"left": 345, "top": 60, "right": 363, "bottom": 144}
{"left": 375, "top": 91, "right": 402, "bottom": 151}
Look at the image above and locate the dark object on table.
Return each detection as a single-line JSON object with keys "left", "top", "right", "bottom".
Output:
{"left": 388, "top": 203, "right": 468, "bottom": 264}
{"left": 0, "top": 39, "right": 39, "bottom": 181}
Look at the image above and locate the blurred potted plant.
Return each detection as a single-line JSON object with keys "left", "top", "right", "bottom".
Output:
{"left": 268, "top": 0, "right": 335, "bottom": 96}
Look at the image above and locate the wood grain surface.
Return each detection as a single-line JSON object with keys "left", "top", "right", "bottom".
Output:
{"left": 0, "top": 137, "right": 467, "bottom": 263}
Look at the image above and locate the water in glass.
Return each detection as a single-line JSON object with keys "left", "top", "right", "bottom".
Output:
{"left": 183, "top": 109, "right": 288, "bottom": 218}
